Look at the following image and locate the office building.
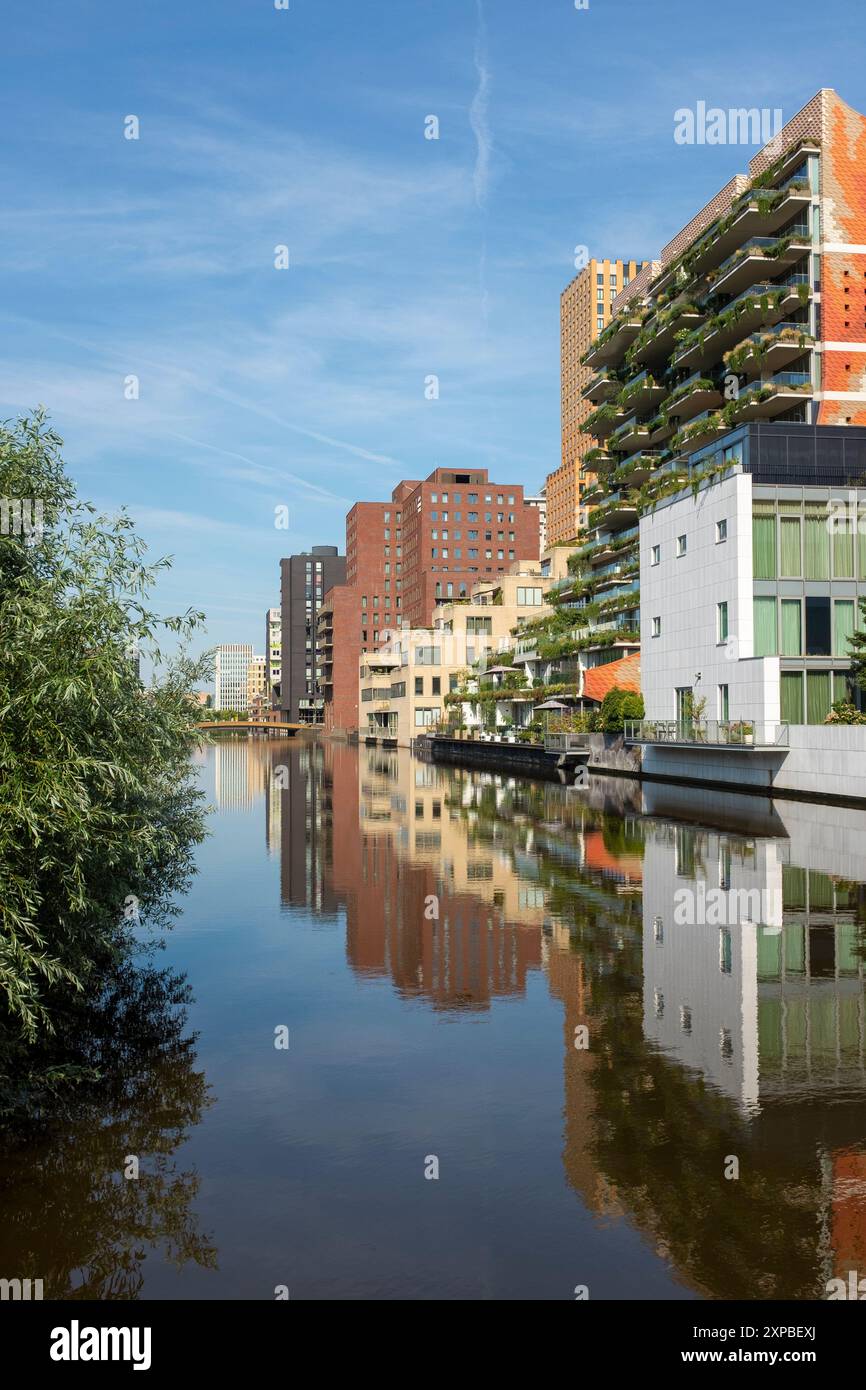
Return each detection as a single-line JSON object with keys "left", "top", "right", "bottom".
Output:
{"left": 214, "top": 643, "right": 253, "bottom": 713}
{"left": 280, "top": 546, "right": 346, "bottom": 723}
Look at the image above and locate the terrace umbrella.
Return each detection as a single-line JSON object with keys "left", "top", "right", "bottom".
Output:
{"left": 533, "top": 697, "right": 572, "bottom": 735}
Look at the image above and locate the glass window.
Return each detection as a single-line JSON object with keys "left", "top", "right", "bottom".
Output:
{"left": 781, "top": 670, "right": 803, "bottom": 724}
{"left": 415, "top": 676, "right": 423, "bottom": 695}
{"left": 804, "top": 504, "right": 830, "bottom": 579}
{"left": 833, "top": 599, "right": 855, "bottom": 656}
{"left": 716, "top": 519, "right": 727, "bottom": 543}
{"left": 806, "top": 670, "right": 832, "bottom": 724}
{"left": 676, "top": 534, "right": 687, "bottom": 557}
{"left": 651, "top": 544, "right": 660, "bottom": 565}
{"left": 805, "top": 596, "right": 831, "bottom": 656}
{"left": 652, "top": 616, "right": 661, "bottom": 637}
{"left": 753, "top": 597, "right": 777, "bottom": 656}
{"left": 717, "top": 601, "right": 729, "bottom": 643}
{"left": 780, "top": 512, "right": 802, "bottom": 577}
{"left": 833, "top": 522, "right": 855, "bottom": 578}
{"left": 781, "top": 599, "right": 802, "bottom": 656}
{"left": 718, "top": 684, "right": 730, "bottom": 721}
{"left": 752, "top": 502, "right": 776, "bottom": 579}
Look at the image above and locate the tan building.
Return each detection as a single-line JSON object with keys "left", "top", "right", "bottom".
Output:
{"left": 358, "top": 560, "right": 558, "bottom": 745}
{"left": 246, "top": 654, "right": 267, "bottom": 711}
{"left": 546, "top": 257, "right": 646, "bottom": 547}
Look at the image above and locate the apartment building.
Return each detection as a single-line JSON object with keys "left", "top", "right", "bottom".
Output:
{"left": 265, "top": 607, "right": 281, "bottom": 710}
{"left": 570, "top": 88, "right": 866, "bottom": 699}
{"left": 546, "top": 257, "right": 647, "bottom": 547}
{"left": 322, "top": 468, "right": 540, "bottom": 734}
{"left": 640, "top": 421, "right": 866, "bottom": 730}
{"left": 358, "top": 562, "right": 557, "bottom": 745}
{"left": 526, "top": 489, "right": 548, "bottom": 554}
{"left": 280, "top": 546, "right": 346, "bottom": 723}
{"left": 246, "top": 654, "right": 267, "bottom": 713}
{"left": 214, "top": 643, "right": 253, "bottom": 713}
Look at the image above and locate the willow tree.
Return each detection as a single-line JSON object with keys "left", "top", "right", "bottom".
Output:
{"left": 0, "top": 412, "right": 210, "bottom": 1043}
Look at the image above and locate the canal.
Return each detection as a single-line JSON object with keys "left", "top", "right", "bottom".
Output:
{"left": 3, "top": 736, "right": 866, "bottom": 1300}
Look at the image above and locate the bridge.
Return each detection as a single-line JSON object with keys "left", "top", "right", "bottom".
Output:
{"left": 196, "top": 720, "right": 306, "bottom": 735}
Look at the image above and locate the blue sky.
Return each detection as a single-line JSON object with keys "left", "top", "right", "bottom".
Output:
{"left": 1, "top": 0, "right": 863, "bottom": 668}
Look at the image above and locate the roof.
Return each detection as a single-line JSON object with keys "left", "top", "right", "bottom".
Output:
{"left": 582, "top": 651, "right": 641, "bottom": 705}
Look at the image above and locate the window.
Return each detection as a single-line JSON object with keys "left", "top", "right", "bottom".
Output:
{"left": 716, "top": 518, "right": 728, "bottom": 543}
{"left": 781, "top": 599, "right": 802, "bottom": 656}
{"left": 651, "top": 544, "right": 660, "bottom": 566}
{"left": 676, "top": 534, "right": 687, "bottom": 557}
{"left": 753, "top": 596, "right": 777, "bottom": 656}
{"left": 414, "top": 676, "right": 423, "bottom": 695}
{"left": 805, "top": 596, "right": 831, "bottom": 656}
{"left": 716, "top": 601, "right": 729, "bottom": 644}
{"left": 718, "top": 684, "right": 729, "bottom": 721}
{"left": 414, "top": 708, "right": 439, "bottom": 727}
{"left": 652, "top": 616, "right": 661, "bottom": 637}
{"left": 432, "top": 677, "right": 441, "bottom": 695}
{"left": 833, "top": 599, "right": 855, "bottom": 656}
{"left": 752, "top": 502, "right": 777, "bottom": 579}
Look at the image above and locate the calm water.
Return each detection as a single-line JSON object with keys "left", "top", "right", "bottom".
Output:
{"left": 3, "top": 736, "right": 866, "bottom": 1300}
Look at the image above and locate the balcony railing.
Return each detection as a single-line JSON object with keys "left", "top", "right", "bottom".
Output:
{"left": 625, "top": 719, "right": 790, "bottom": 749}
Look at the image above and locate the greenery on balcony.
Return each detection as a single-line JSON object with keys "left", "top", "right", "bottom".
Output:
{"left": 584, "top": 401, "right": 623, "bottom": 434}
{"left": 673, "top": 286, "right": 791, "bottom": 361}
{"left": 724, "top": 325, "right": 811, "bottom": 374}
{"left": 719, "top": 378, "right": 812, "bottom": 425}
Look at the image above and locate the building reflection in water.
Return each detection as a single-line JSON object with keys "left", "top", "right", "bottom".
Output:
{"left": 263, "top": 737, "right": 866, "bottom": 1298}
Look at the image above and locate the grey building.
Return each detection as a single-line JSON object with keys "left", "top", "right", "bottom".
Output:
{"left": 280, "top": 546, "right": 346, "bottom": 723}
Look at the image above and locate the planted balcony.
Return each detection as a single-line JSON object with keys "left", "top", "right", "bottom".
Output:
{"left": 582, "top": 367, "right": 623, "bottom": 403}
{"left": 627, "top": 302, "right": 704, "bottom": 367}
{"left": 663, "top": 375, "right": 723, "bottom": 423}
{"left": 672, "top": 283, "right": 805, "bottom": 371}
{"left": 720, "top": 375, "right": 813, "bottom": 424}
{"left": 723, "top": 323, "right": 812, "bottom": 379}
{"left": 612, "top": 451, "right": 665, "bottom": 487}
{"left": 617, "top": 369, "right": 668, "bottom": 413}
{"left": 587, "top": 492, "right": 639, "bottom": 532}
{"left": 610, "top": 414, "right": 653, "bottom": 452}
{"left": 709, "top": 230, "right": 811, "bottom": 298}
{"left": 671, "top": 412, "right": 728, "bottom": 453}
{"left": 583, "top": 306, "right": 645, "bottom": 368}
{"left": 677, "top": 180, "right": 811, "bottom": 282}
{"left": 584, "top": 400, "right": 626, "bottom": 439}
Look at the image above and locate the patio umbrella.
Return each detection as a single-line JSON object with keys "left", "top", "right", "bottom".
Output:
{"left": 533, "top": 697, "right": 572, "bottom": 734}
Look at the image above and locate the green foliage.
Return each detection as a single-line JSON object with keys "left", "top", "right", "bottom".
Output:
{"left": 0, "top": 412, "right": 211, "bottom": 1044}
{"left": 849, "top": 598, "right": 866, "bottom": 692}
{"left": 599, "top": 686, "right": 644, "bottom": 734}
{"left": 825, "top": 699, "right": 866, "bottom": 725}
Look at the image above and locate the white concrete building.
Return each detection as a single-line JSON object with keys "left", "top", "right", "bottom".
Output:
{"left": 635, "top": 422, "right": 866, "bottom": 801}
{"left": 214, "top": 643, "right": 253, "bottom": 713}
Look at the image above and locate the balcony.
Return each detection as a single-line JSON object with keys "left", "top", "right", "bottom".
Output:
{"left": 710, "top": 233, "right": 810, "bottom": 298}
{"left": 723, "top": 375, "right": 812, "bottom": 423}
{"left": 584, "top": 401, "right": 626, "bottom": 439}
{"left": 629, "top": 309, "right": 704, "bottom": 367}
{"left": 610, "top": 415, "right": 653, "bottom": 452}
{"left": 723, "top": 323, "right": 813, "bottom": 379}
{"left": 617, "top": 369, "right": 668, "bottom": 414}
{"left": 679, "top": 182, "right": 811, "bottom": 281}
{"left": 673, "top": 283, "right": 808, "bottom": 371}
{"left": 672, "top": 412, "right": 728, "bottom": 453}
{"left": 612, "top": 451, "right": 665, "bottom": 486}
{"left": 584, "top": 313, "right": 644, "bottom": 368}
{"left": 582, "top": 367, "right": 622, "bottom": 404}
{"left": 664, "top": 376, "right": 723, "bottom": 424}
{"left": 625, "top": 719, "right": 790, "bottom": 751}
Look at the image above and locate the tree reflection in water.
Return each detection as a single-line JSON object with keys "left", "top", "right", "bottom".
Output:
{"left": 0, "top": 956, "right": 216, "bottom": 1299}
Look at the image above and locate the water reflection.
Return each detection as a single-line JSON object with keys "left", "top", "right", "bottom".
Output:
{"left": 0, "top": 961, "right": 216, "bottom": 1298}
{"left": 232, "top": 735, "right": 866, "bottom": 1300}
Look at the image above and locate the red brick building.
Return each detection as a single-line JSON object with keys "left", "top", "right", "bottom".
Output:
{"left": 321, "top": 467, "right": 540, "bottom": 733}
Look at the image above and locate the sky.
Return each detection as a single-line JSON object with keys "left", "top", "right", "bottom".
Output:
{"left": 1, "top": 0, "right": 864, "bottom": 671}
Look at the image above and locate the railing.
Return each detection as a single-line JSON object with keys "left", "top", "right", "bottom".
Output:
{"left": 624, "top": 719, "right": 790, "bottom": 749}
{"left": 545, "top": 733, "right": 591, "bottom": 753}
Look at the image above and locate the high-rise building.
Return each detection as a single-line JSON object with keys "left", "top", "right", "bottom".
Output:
{"left": 573, "top": 88, "right": 866, "bottom": 727}
{"left": 322, "top": 468, "right": 540, "bottom": 734}
{"left": 265, "top": 607, "right": 281, "bottom": 709}
{"left": 526, "top": 489, "right": 547, "bottom": 554}
{"left": 214, "top": 643, "right": 253, "bottom": 712}
{"left": 280, "top": 546, "right": 346, "bottom": 723}
{"left": 246, "top": 654, "right": 267, "bottom": 713}
{"left": 546, "top": 257, "right": 647, "bottom": 547}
